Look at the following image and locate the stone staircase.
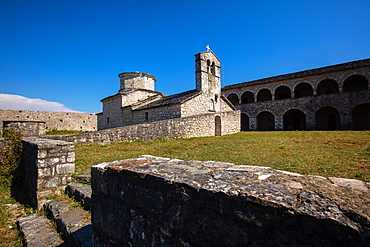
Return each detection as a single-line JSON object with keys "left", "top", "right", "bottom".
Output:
{"left": 18, "top": 175, "right": 93, "bottom": 247}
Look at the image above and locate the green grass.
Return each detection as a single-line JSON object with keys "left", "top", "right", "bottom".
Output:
{"left": 76, "top": 131, "right": 370, "bottom": 182}
{"left": 45, "top": 129, "right": 83, "bottom": 135}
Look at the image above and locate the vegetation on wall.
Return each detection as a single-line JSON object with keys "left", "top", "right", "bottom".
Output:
{"left": 0, "top": 129, "right": 30, "bottom": 246}
{"left": 0, "top": 129, "right": 23, "bottom": 186}
{"left": 45, "top": 129, "right": 83, "bottom": 135}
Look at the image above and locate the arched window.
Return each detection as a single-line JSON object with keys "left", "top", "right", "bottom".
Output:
{"left": 257, "top": 89, "right": 272, "bottom": 102}
{"left": 227, "top": 93, "right": 239, "bottom": 105}
{"left": 241, "top": 91, "right": 254, "bottom": 104}
{"left": 343, "top": 75, "right": 368, "bottom": 92}
{"left": 275, "top": 86, "right": 291, "bottom": 100}
{"left": 352, "top": 103, "right": 370, "bottom": 130}
{"left": 317, "top": 79, "right": 339, "bottom": 95}
{"left": 315, "top": 106, "right": 340, "bottom": 130}
{"left": 283, "top": 109, "right": 306, "bottom": 130}
{"left": 207, "top": 60, "right": 211, "bottom": 73}
{"left": 257, "top": 111, "right": 275, "bottom": 130}
{"left": 211, "top": 61, "right": 216, "bottom": 75}
{"left": 294, "top": 83, "right": 313, "bottom": 98}
{"left": 241, "top": 113, "right": 249, "bottom": 131}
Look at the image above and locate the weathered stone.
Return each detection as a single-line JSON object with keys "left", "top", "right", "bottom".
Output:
{"left": 56, "top": 164, "right": 75, "bottom": 175}
{"left": 329, "top": 177, "right": 369, "bottom": 192}
{"left": 92, "top": 156, "right": 370, "bottom": 246}
{"left": 47, "top": 200, "right": 93, "bottom": 247}
{"left": 19, "top": 214, "right": 64, "bottom": 247}
{"left": 0, "top": 109, "right": 97, "bottom": 135}
{"left": 22, "top": 138, "right": 75, "bottom": 208}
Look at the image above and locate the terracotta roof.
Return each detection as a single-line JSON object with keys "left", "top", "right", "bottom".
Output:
{"left": 133, "top": 90, "right": 201, "bottom": 111}
{"left": 222, "top": 58, "right": 370, "bottom": 91}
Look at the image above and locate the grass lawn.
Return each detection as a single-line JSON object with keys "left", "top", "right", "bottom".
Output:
{"left": 76, "top": 131, "right": 370, "bottom": 182}
{"left": 1, "top": 130, "right": 369, "bottom": 246}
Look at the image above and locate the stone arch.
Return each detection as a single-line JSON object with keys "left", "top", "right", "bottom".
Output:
{"left": 315, "top": 106, "right": 340, "bottom": 130}
{"left": 227, "top": 93, "right": 239, "bottom": 105}
{"left": 352, "top": 103, "right": 370, "bottom": 130}
{"left": 241, "top": 91, "right": 254, "bottom": 104}
{"left": 283, "top": 109, "right": 306, "bottom": 130}
{"left": 257, "top": 89, "right": 272, "bottom": 102}
{"left": 215, "top": 116, "right": 221, "bottom": 136}
{"left": 241, "top": 113, "right": 249, "bottom": 131}
{"left": 275, "top": 86, "right": 291, "bottom": 100}
{"left": 343, "top": 75, "right": 368, "bottom": 92}
{"left": 207, "top": 60, "right": 211, "bottom": 73}
{"left": 294, "top": 82, "right": 313, "bottom": 98}
{"left": 257, "top": 111, "right": 275, "bottom": 131}
{"left": 317, "top": 79, "right": 339, "bottom": 95}
{"left": 211, "top": 61, "right": 216, "bottom": 75}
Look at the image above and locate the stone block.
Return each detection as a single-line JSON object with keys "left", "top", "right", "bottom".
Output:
{"left": 56, "top": 164, "right": 75, "bottom": 175}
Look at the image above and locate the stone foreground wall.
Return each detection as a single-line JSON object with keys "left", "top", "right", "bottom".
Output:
{"left": 92, "top": 155, "right": 369, "bottom": 247}
{"left": 22, "top": 138, "right": 75, "bottom": 208}
{"left": 45, "top": 111, "right": 240, "bottom": 145}
{"left": 0, "top": 109, "right": 97, "bottom": 133}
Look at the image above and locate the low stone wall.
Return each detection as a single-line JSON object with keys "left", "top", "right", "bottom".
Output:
{"left": 22, "top": 137, "right": 75, "bottom": 208}
{"left": 0, "top": 109, "right": 97, "bottom": 133}
{"left": 45, "top": 111, "right": 240, "bottom": 145}
{"left": 3, "top": 120, "right": 46, "bottom": 136}
{"left": 92, "top": 155, "right": 369, "bottom": 247}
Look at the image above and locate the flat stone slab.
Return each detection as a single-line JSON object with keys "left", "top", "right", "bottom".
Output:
{"left": 74, "top": 174, "right": 91, "bottom": 183}
{"left": 66, "top": 183, "right": 92, "bottom": 210}
{"left": 19, "top": 214, "right": 64, "bottom": 247}
{"left": 329, "top": 177, "right": 369, "bottom": 192}
{"left": 47, "top": 200, "right": 93, "bottom": 247}
{"left": 92, "top": 156, "right": 370, "bottom": 246}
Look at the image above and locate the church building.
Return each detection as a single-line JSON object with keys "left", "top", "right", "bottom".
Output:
{"left": 97, "top": 51, "right": 240, "bottom": 136}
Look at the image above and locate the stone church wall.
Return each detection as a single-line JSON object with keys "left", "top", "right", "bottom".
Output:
{"left": 0, "top": 110, "right": 97, "bottom": 135}
{"left": 45, "top": 111, "right": 240, "bottom": 145}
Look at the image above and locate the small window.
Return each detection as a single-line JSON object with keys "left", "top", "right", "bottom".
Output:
{"left": 106, "top": 117, "right": 110, "bottom": 123}
{"left": 211, "top": 62, "right": 215, "bottom": 75}
{"left": 145, "top": 112, "right": 149, "bottom": 121}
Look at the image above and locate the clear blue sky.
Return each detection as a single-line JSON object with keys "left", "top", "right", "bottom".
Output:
{"left": 1, "top": 0, "right": 369, "bottom": 113}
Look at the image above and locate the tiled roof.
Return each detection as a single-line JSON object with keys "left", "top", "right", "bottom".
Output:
{"left": 222, "top": 58, "right": 370, "bottom": 91}
{"left": 133, "top": 90, "right": 201, "bottom": 111}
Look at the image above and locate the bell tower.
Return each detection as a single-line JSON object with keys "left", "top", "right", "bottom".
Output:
{"left": 195, "top": 49, "right": 221, "bottom": 111}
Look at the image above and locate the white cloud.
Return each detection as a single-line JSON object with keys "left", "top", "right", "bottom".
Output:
{"left": 0, "top": 93, "right": 80, "bottom": 112}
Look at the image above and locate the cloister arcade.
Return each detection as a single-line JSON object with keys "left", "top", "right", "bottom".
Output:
{"left": 222, "top": 59, "right": 370, "bottom": 131}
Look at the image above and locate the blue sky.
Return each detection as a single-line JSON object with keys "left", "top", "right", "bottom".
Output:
{"left": 1, "top": 0, "right": 369, "bottom": 113}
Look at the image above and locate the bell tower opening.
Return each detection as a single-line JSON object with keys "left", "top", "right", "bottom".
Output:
{"left": 195, "top": 49, "right": 221, "bottom": 111}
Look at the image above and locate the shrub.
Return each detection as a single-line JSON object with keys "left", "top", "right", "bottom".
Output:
{"left": 0, "top": 129, "right": 23, "bottom": 186}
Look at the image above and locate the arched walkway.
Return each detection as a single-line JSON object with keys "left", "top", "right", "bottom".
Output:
{"left": 275, "top": 86, "right": 291, "bottom": 100}
{"left": 315, "top": 106, "right": 340, "bottom": 130}
{"left": 257, "top": 89, "right": 272, "bottom": 102}
{"left": 283, "top": 109, "right": 306, "bottom": 130}
{"left": 317, "top": 79, "right": 339, "bottom": 95}
{"left": 343, "top": 75, "right": 368, "bottom": 92}
{"left": 352, "top": 103, "right": 370, "bottom": 130}
{"left": 241, "top": 91, "right": 254, "bottom": 104}
{"left": 241, "top": 113, "right": 249, "bottom": 131}
{"left": 257, "top": 111, "right": 275, "bottom": 131}
{"left": 294, "top": 83, "right": 313, "bottom": 98}
{"left": 227, "top": 93, "right": 239, "bottom": 105}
